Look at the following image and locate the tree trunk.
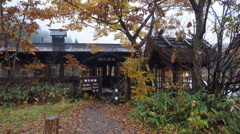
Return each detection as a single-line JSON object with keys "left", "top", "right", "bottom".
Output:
{"left": 189, "top": 0, "right": 211, "bottom": 90}
{"left": 44, "top": 116, "right": 59, "bottom": 134}
{"left": 192, "top": 36, "right": 203, "bottom": 90}
{"left": 1, "top": 1, "right": 12, "bottom": 86}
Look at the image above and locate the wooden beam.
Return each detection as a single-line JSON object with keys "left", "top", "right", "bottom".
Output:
{"left": 160, "top": 36, "right": 172, "bottom": 47}
{"left": 184, "top": 39, "right": 192, "bottom": 47}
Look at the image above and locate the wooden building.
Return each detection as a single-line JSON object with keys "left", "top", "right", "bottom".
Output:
{"left": 144, "top": 34, "right": 211, "bottom": 90}
{"left": 0, "top": 29, "right": 130, "bottom": 90}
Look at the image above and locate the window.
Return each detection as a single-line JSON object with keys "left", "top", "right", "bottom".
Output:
{"left": 50, "top": 64, "right": 59, "bottom": 77}
{"left": 106, "top": 65, "right": 109, "bottom": 76}
{"left": 65, "top": 67, "right": 73, "bottom": 76}
{"left": 156, "top": 69, "right": 162, "bottom": 88}
{"left": 97, "top": 67, "right": 103, "bottom": 76}
{"left": 54, "top": 35, "right": 64, "bottom": 38}
{"left": 14, "top": 67, "right": 21, "bottom": 77}
{"left": 153, "top": 67, "right": 162, "bottom": 89}
{"left": 111, "top": 66, "right": 115, "bottom": 76}
{"left": 26, "top": 70, "right": 34, "bottom": 77}
{"left": 182, "top": 71, "right": 192, "bottom": 88}
{"left": 153, "top": 66, "right": 162, "bottom": 89}
{"left": 98, "top": 57, "right": 102, "bottom": 61}
{"left": 86, "top": 68, "right": 92, "bottom": 76}
{"left": 98, "top": 57, "right": 116, "bottom": 61}
{"left": 65, "top": 66, "right": 83, "bottom": 77}
{"left": 0, "top": 67, "right": 8, "bottom": 77}
{"left": 34, "top": 68, "right": 45, "bottom": 78}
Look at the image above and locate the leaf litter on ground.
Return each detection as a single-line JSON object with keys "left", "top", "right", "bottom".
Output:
{"left": 0, "top": 100, "right": 163, "bottom": 134}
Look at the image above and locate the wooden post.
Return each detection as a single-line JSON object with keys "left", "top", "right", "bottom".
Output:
{"left": 114, "top": 88, "right": 119, "bottom": 105}
{"left": 44, "top": 116, "right": 59, "bottom": 134}
{"left": 124, "top": 72, "right": 131, "bottom": 100}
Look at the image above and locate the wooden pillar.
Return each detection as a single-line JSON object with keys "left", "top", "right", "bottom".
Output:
{"left": 44, "top": 116, "right": 59, "bottom": 134}
{"left": 173, "top": 71, "right": 177, "bottom": 84}
{"left": 116, "top": 62, "right": 120, "bottom": 77}
{"left": 162, "top": 68, "right": 166, "bottom": 83}
{"left": 93, "top": 66, "right": 97, "bottom": 76}
{"left": 60, "top": 62, "right": 64, "bottom": 81}
{"left": 172, "top": 64, "right": 178, "bottom": 84}
{"left": 45, "top": 64, "right": 50, "bottom": 81}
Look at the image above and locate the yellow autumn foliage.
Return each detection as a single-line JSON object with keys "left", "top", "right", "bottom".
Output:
{"left": 20, "top": 59, "right": 45, "bottom": 73}
{"left": 121, "top": 56, "right": 155, "bottom": 100}
{"left": 86, "top": 43, "right": 104, "bottom": 54}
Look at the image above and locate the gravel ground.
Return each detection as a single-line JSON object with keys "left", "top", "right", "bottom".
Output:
{"left": 68, "top": 100, "right": 155, "bottom": 134}
{"left": 80, "top": 103, "right": 124, "bottom": 134}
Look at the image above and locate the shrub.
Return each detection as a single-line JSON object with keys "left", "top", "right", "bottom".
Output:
{"left": 0, "top": 86, "right": 29, "bottom": 107}
{"left": 131, "top": 90, "right": 240, "bottom": 133}
{"left": 0, "top": 82, "right": 72, "bottom": 107}
{"left": 28, "top": 82, "right": 71, "bottom": 103}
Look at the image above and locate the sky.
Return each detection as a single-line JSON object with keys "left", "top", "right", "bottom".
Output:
{"left": 5, "top": 0, "right": 233, "bottom": 45}
{"left": 40, "top": 1, "right": 225, "bottom": 45}
{"left": 38, "top": 20, "right": 120, "bottom": 43}
{"left": 163, "top": 2, "right": 230, "bottom": 45}
{"left": 7, "top": 0, "right": 120, "bottom": 43}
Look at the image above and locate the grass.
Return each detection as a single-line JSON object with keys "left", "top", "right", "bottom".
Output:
{"left": 0, "top": 99, "right": 82, "bottom": 133}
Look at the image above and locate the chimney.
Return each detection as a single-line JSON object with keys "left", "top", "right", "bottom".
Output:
{"left": 49, "top": 29, "right": 68, "bottom": 44}
{"left": 157, "top": 28, "right": 165, "bottom": 37}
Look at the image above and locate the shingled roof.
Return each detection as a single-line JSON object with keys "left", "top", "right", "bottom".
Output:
{"left": 1, "top": 43, "right": 129, "bottom": 52}
{"left": 144, "top": 36, "right": 211, "bottom": 65}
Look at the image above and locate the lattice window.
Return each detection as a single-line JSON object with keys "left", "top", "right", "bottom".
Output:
{"left": 182, "top": 71, "right": 192, "bottom": 88}
{"left": 50, "top": 64, "right": 59, "bottom": 77}
{"left": 97, "top": 67, "right": 103, "bottom": 76}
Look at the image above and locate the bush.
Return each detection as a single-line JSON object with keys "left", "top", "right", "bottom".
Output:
{"left": 0, "top": 82, "right": 72, "bottom": 107}
{"left": 131, "top": 90, "right": 240, "bottom": 133}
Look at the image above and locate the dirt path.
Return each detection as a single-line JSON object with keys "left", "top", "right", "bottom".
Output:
{"left": 72, "top": 100, "right": 150, "bottom": 134}
{"left": 80, "top": 102, "right": 124, "bottom": 134}
{"left": 0, "top": 100, "right": 159, "bottom": 133}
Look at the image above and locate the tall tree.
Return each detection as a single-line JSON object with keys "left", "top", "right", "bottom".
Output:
{"left": 204, "top": 0, "right": 240, "bottom": 95}
{"left": 49, "top": 0, "right": 169, "bottom": 99}
{"left": 0, "top": 0, "right": 53, "bottom": 85}
{"left": 188, "top": 0, "right": 212, "bottom": 90}
{"left": 49, "top": 0, "right": 168, "bottom": 54}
